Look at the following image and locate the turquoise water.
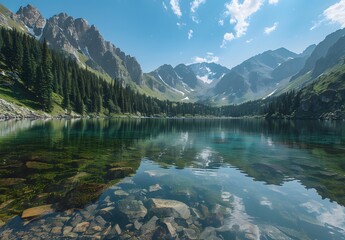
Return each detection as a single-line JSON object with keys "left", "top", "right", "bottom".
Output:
{"left": 0, "top": 119, "right": 344, "bottom": 239}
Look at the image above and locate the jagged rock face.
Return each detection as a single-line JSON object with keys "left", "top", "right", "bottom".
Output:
{"left": 41, "top": 13, "right": 142, "bottom": 82}
{"left": 15, "top": 4, "right": 46, "bottom": 36}
{"left": 7, "top": 4, "right": 142, "bottom": 84}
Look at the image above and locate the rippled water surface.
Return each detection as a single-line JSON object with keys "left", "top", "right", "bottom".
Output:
{"left": 0, "top": 119, "right": 344, "bottom": 239}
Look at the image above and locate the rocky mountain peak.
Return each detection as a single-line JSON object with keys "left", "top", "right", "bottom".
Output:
{"left": 15, "top": 4, "right": 45, "bottom": 36}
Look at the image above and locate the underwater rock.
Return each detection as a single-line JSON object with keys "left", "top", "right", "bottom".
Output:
{"left": 73, "top": 221, "right": 90, "bottom": 233}
{"left": 63, "top": 226, "right": 73, "bottom": 236}
{"left": 21, "top": 204, "right": 54, "bottom": 219}
{"left": 114, "top": 190, "right": 129, "bottom": 196}
{"left": 150, "top": 198, "right": 191, "bottom": 220}
{"left": 140, "top": 216, "right": 159, "bottom": 236}
{"left": 149, "top": 184, "right": 162, "bottom": 192}
{"left": 118, "top": 200, "right": 147, "bottom": 221}
{"left": 98, "top": 207, "right": 115, "bottom": 222}
{"left": 134, "top": 220, "right": 142, "bottom": 230}
{"left": 184, "top": 228, "right": 198, "bottom": 239}
{"left": 162, "top": 221, "right": 177, "bottom": 237}
{"left": 0, "top": 178, "right": 25, "bottom": 186}
{"left": 106, "top": 167, "right": 134, "bottom": 180}
{"left": 50, "top": 226, "right": 62, "bottom": 235}
{"left": 26, "top": 161, "right": 53, "bottom": 170}
{"left": 60, "top": 183, "right": 105, "bottom": 209}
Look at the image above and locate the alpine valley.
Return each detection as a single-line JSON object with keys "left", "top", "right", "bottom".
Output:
{"left": 1, "top": 4, "right": 345, "bottom": 119}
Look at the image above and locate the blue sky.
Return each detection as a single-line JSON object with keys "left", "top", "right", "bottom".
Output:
{"left": 2, "top": 0, "right": 345, "bottom": 72}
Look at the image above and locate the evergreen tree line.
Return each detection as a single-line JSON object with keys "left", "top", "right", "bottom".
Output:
{"left": 0, "top": 28, "right": 301, "bottom": 117}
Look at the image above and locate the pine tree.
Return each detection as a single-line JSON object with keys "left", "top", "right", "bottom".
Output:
{"left": 12, "top": 30, "right": 23, "bottom": 71}
{"left": 21, "top": 42, "right": 34, "bottom": 89}
{"left": 41, "top": 39, "right": 53, "bottom": 111}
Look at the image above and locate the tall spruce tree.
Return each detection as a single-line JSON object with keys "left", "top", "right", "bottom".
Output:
{"left": 41, "top": 39, "right": 53, "bottom": 111}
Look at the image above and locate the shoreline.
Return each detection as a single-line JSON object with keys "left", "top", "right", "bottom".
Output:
{"left": 1, "top": 98, "right": 344, "bottom": 121}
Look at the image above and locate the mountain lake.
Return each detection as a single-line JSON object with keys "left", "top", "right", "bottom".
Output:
{"left": 0, "top": 118, "right": 344, "bottom": 239}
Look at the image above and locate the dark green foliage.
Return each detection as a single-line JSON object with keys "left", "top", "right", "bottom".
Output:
{"left": 0, "top": 27, "right": 304, "bottom": 118}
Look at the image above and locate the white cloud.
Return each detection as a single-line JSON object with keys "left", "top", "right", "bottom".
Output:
{"left": 225, "top": 0, "right": 264, "bottom": 38}
{"left": 192, "top": 52, "right": 219, "bottom": 63}
{"left": 221, "top": 32, "right": 235, "bottom": 48}
{"left": 310, "top": 20, "right": 323, "bottom": 31}
{"left": 170, "top": 0, "right": 182, "bottom": 17}
{"left": 188, "top": 29, "right": 194, "bottom": 39}
{"left": 268, "top": 0, "right": 279, "bottom": 5}
{"left": 191, "top": 0, "right": 206, "bottom": 13}
{"left": 264, "top": 22, "right": 278, "bottom": 34}
{"left": 246, "top": 38, "right": 253, "bottom": 43}
{"left": 218, "top": 19, "right": 224, "bottom": 26}
{"left": 323, "top": 0, "right": 345, "bottom": 27}
{"left": 176, "top": 22, "right": 186, "bottom": 27}
{"left": 162, "top": 2, "right": 168, "bottom": 10}
{"left": 192, "top": 16, "right": 199, "bottom": 23}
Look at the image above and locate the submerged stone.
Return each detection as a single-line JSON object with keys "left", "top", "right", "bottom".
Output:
{"left": 150, "top": 198, "right": 191, "bottom": 220}
{"left": 114, "top": 189, "right": 129, "bottom": 196}
{"left": 0, "top": 178, "right": 25, "bottom": 186}
{"left": 184, "top": 228, "right": 198, "bottom": 239}
{"left": 106, "top": 167, "right": 134, "bottom": 180}
{"left": 118, "top": 200, "right": 147, "bottom": 221}
{"left": 149, "top": 184, "right": 162, "bottom": 192}
{"left": 74, "top": 221, "right": 90, "bottom": 233}
{"left": 21, "top": 204, "right": 54, "bottom": 219}
{"left": 26, "top": 161, "right": 53, "bottom": 170}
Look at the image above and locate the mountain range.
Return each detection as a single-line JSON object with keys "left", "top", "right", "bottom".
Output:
{"left": 1, "top": 4, "right": 345, "bottom": 112}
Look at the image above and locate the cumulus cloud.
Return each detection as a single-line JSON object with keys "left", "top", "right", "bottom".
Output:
{"left": 170, "top": 0, "right": 182, "bottom": 17}
{"left": 218, "top": 19, "right": 224, "bottom": 26}
{"left": 264, "top": 22, "right": 278, "bottom": 34}
{"left": 268, "top": 0, "right": 279, "bottom": 5}
{"left": 323, "top": 0, "right": 345, "bottom": 27}
{"left": 221, "top": 32, "right": 235, "bottom": 48}
{"left": 192, "top": 52, "right": 220, "bottom": 63}
{"left": 191, "top": 0, "right": 206, "bottom": 13}
{"left": 188, "top": 29, "right": 194, "bottom": 39}
{"left": 225, "top": 0, "right": 264, "bottom": 38}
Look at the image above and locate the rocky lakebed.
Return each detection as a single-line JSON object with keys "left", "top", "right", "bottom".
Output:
{"left": 0, "top": 166, "right": 298, "bottom": 240}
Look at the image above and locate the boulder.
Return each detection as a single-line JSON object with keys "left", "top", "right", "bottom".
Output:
{"left": 106, "top": 167, "right": 134, "bottom": 180}
{"left": 21, "top": 204, "right": 54, "bottom": 219}
{"left": 150, "top": 198, "right": 191, "bottom": 220}
{"left": 149, "top": 184, "right": 162, "bottom": 192}
{"left": 73, "top": 221, "right": 90, "bottom": 233}
{"left": 26, "top": 161, "right": 53, "bottom": 170}
{"left": 114, "top": 190, "right": 129, "bottom": 196}
{"left": 118, "top": 200, "right": 147, "bottom": 221}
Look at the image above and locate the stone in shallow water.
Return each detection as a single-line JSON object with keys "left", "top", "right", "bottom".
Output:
{"left": 50, "top": 226, "right": 62, "bottom": 235}
{"left": 98, "top": 207, "right": 115, "bottom": 221}
{"left": 150, "top": 198, "right": 191, "bottom": 220}
{"left": 26, "top": 161, "right": 53, "bottom": 170}
{"left": 114, "top": 190, "right": 129, "bottom": 196}
{"left": 163, "top": 221, "right": 177, "bottom": 237}
{"left": 21, "top": 204, "right": 54, "bottom": 219}
{"left": 149, "top": 184, "right": 162, "bottom": 192}
{"left": 74, "top": 221, "right": 90, "bottom": 233}
{"left": 134, "top": 220, "right": 142, "bottom": 230}
{"left": 184, "top": 228, "right": 198, "bottom": 239}
{"left": 63, "top": 226, "right": 73, "bottom": 236}
{"left": 106, "top": 167, "right": 134, "bottom": 180}
{"left": 0, "top": 178, "right": 25, "bottom": 186}
{"left": 118, "top": 200, "right": 147, "bottom": 221}
{"left": 69, "top": 213, "right": 83, "bottom": 227}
